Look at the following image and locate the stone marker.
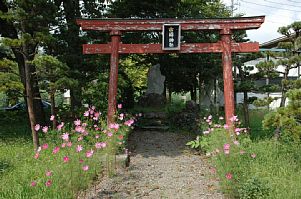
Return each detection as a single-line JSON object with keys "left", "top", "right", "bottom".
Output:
{"left": 146, "top": 64, "right": 165, "bottom": 95}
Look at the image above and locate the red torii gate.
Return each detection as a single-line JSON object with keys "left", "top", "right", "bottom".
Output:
{"left": 76, "top": 16, "right": 265, "bottom": 125}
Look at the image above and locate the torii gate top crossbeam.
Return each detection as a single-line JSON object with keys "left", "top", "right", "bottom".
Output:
{"left": 77, "top": 16, "right": 265, "bottom": 32}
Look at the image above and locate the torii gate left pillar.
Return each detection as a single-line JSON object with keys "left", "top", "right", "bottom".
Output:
{"left": 77, "top": 16, "right": 265, "bottom": 126}
{"left": 221, "top": 29, "right": 235, "bottom": 125}
{"left": 107, "top": 30, "right": 121, "bottom": 124}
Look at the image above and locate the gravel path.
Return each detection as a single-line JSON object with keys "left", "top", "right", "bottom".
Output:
{"left": 82, "top": 130, "right": 224, "bottom": 199}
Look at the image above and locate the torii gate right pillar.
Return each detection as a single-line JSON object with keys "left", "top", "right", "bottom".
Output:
{"left": 221, "top": 29, "right": 235, "bottom": 126}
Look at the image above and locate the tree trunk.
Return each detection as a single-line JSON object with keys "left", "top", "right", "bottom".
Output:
{"left": 50, "top": 92, "right": 57, "bottom": 129}
{"left": 243, "top": 91, "right": 250, "bottom": 128}
{"left": 280, "top": 70, "right": 289, "bottom": 107}
{"left": 168, "top": 86, "right": 172, "bottom": 103}
{"left": 198, "top": 74, "right": 202, "bottom": 108}
{"left": 24, "top": 55, "right": 39, "bottom": 150}
{"left": 191, "top": 86, "right": 196, "bottom": 101}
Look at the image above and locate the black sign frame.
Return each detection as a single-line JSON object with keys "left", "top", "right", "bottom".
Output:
{"left": 162, "top": 24, "right": 181, "bottom": 50}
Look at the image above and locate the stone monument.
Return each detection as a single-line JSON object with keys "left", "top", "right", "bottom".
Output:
{"left": 139, "top": 64, "right": 166, "bottom": 107}
{"left": 146, "top": 64, "right": 166, "bottom": 95}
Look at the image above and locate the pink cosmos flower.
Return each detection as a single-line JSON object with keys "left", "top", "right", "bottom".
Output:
{"left": 95, "top": 134, "right": 100, "bottom": 139}
{"left": 210, "top": 167, "right": 216, "bottom": 174}
{"left": 230, "top": 115, "right": 238, "bottom": 123}
{"left": 251, "top": 153, "right": 256, "bottom": 158}
{"left": 89, "top": 108, "right": 94, "bottom": 115}
{"left": 82, "top": 131, "right": 88, "bottom": 136}
{"left": 233, "top": 140, "right": 239, "bottom": 145}
{"left": 224, "top": 150, "right": 230, "bottom": 155}
{"left": 84, "top": 111, "right": 89, "bottom": 117}
{"left": 78, "top": 136, "right": 83, "bottom": 141}
{"left": 61, "top": 133, "right": 69, "bottom": 141}
{"left": 117, "top": 104, "right": 122, "bottom": 109}
{"left": 50, "top": 115, "right": 55, "bottom": 121}
{"left": 118, "top": 113, "right": 124, "bottom": 120}
{"left": 93, "top": 112, "right": 100, "bottom": 120}
{"left": 95, "top": 142, "right": 103, "bottom": 149}
{"left": 109, "top": 123, "right": 119, "bottom": 130}
{"left": 118, "top": 135, "right": 124, "bottom": 140}
{"left": 42, "top": 126, "right": 48, "bottom": 133}
{"left": 225, "top": 173, "right": 233, "bottom": 180}
{"left": 52, "top": 146, "right": 60, "bottom": 154}
{"left": 42, "top": 143, "right": 49, "bottom": 150}
{"left": 124, "top": 119, "right": 134, "bottom": 126}
{"left": 224, "top": 144, "right": 230, "bottom": 150}
{"left": 235, "top": 128, "right": 241, "bottom": 135}
{"left": 76, "top": 145, "right": 83, "bottom": 152}
{"left": 46, "top": 170, "right": 52, "bottom": 177}
{"left": 57, "top": 122, "right": 64, "bottom": 131}
{"left": 82, "top": 165, "right": 89, "bottom": 171}
{"left": 101, "top": 142, "right": 107, "bottom": 148}
{"left": 31, "top": 181, "right": 37, "bottom": 187}
{"left": 75, "top": 126, "right": 84, "bottom": 133}
{"left": 63, "top": 156, "right": 69, "bottom": 163}
{"left": 223, "top": 124, "right": 229, "bottom": 129}
{"left": 79, "top": 159, "right": 84, "bottom": 163}
{"left": 61, "top": 143, "right": 66, "bottom": 148}
{"left": 45, "top": 180, "right": 52, "bottom": 187}
{"left": 74, "top": 119, "right": 81, "bottom": 126}
{"left": 34, "top": 124, "right": 40, "bottom": 131}
{"left": 34, "top": 153, "right": 39, "bottom": 159}
{"left": 86, "top": 149, "right": 94, "bottom": 158}
{"left": 66, "top": 142, "right": 72, "bottom": 147}
{"left": 224, "top": 144, "right": 230, "bottom": 155}
{"left": 107, "top": 132, "right": 113, "bottom": 137}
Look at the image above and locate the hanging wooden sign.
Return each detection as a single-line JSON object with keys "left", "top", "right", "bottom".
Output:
{"left": 162, "top": 24, "right": 181, "bottom": 50}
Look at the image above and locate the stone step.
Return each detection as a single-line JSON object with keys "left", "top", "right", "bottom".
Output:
{"left": 139, "top": 125, "right": 169, "bottom": 131}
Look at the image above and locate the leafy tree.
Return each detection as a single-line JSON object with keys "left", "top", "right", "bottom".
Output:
{"left": 33, "top": 55, "right": 76, "bottom": 129}
{"left": 51, "top": 0, "right": 108, "bottom": 113}
{"left": 256, "top": 22, "right": 301, "bottom": 109}
{"left": 0, "top": 58, "right": 23, "bottom": 106}
{"left": 0, "top": 0, "right": 58, "bottom": 150}
{"left": 276, "top": 23, "right": 301, "bottom": 107}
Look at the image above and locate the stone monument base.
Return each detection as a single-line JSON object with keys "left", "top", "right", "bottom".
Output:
{"left": 138, "top": 93, "right": 166, "bottom": 108}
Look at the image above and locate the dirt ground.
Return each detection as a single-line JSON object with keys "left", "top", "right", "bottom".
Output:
{"left": 80, "top": 130, "right": 224, "bottom": 199}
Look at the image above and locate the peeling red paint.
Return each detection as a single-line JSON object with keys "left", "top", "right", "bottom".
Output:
{"left": 83, "top": 42, "right": 259, "bottom": 54}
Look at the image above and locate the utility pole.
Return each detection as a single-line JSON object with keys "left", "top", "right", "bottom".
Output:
{"left": 231, "top": 0, "right": 239, "bottom": 17}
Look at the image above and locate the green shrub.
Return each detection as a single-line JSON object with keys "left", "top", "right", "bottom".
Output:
{"left": 238, "top": 177, "right": 270, "bottom": 199}
{"left": 263, "top": 89, "right": 301, "bottom": 141}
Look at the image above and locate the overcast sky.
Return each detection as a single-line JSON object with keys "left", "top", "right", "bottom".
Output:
{"left": 222, "top": 0, "right": 301, "bottom": 43}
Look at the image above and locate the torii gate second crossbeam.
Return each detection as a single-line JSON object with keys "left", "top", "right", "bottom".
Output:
{"left": 76, "top": 16, "right": 265, "bottom": 125}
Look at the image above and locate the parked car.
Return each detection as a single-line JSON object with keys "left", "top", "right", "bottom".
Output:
{"left": 2, "top": 101, "right": 51, "bottom": 111}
